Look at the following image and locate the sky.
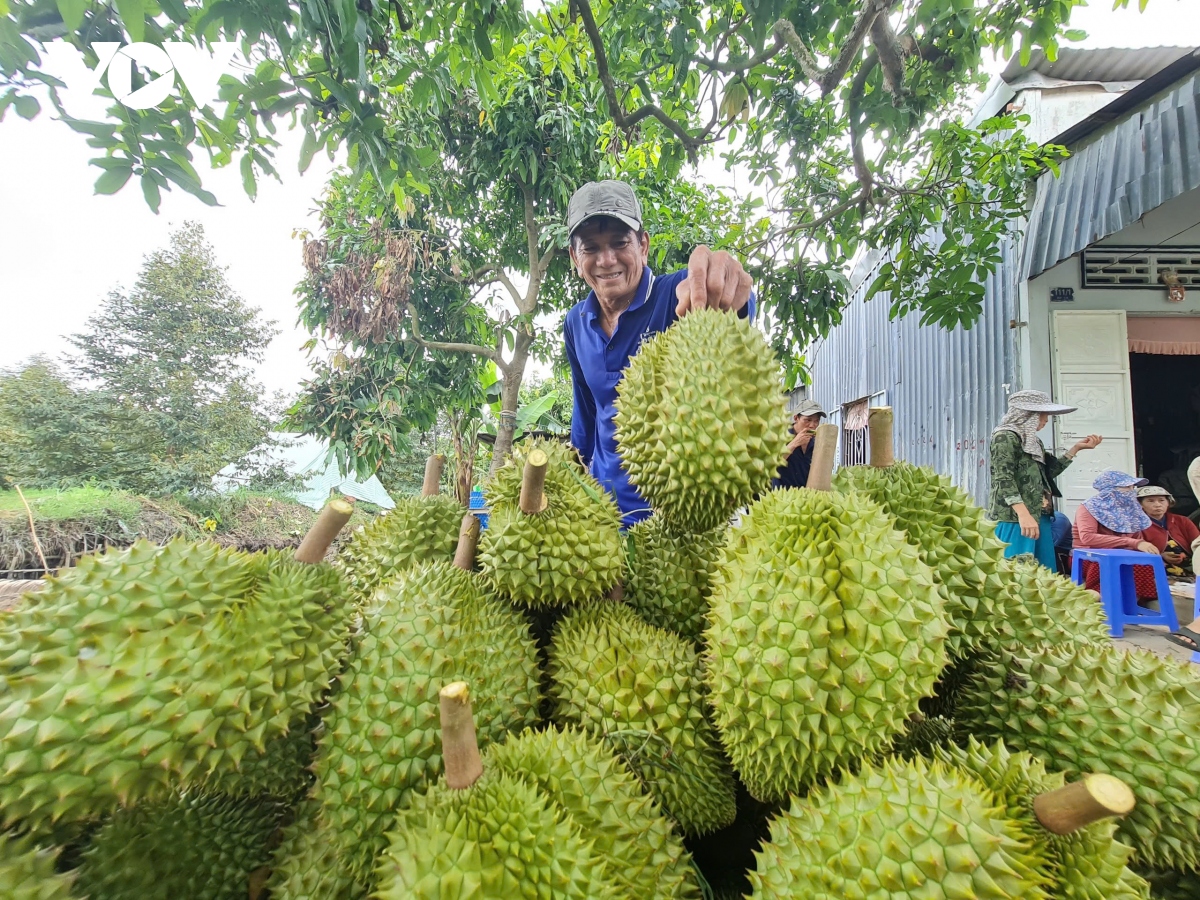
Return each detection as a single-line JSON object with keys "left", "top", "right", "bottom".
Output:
{"left": 1, "top": 0, "right": 1198, "bottom": 400}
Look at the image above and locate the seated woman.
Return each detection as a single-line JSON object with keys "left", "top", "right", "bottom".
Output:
{"left": 1137, "top": 485, "right": 1199, "bottom": 578}
{"left": 1072, "top": 470, "right": 1159, "bottom": 599}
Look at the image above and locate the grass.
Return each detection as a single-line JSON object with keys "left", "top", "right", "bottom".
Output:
{"left": 0, "top": 485, "right": 143, "bottom": 522}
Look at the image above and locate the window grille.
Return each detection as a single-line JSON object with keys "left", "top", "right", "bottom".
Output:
{"left": 1082, "top": 247, "right": 1200, "bottom": 288}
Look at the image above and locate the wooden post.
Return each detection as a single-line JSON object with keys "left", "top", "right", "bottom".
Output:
{"left": 422, "top": 455, "right": 446, "bottom": 497}
{"left": 440, "top": 681, "right": 483, "bottom": 790}
{"left": 1033, "top": 774, "right": 1136, "bottom": 835}
{"left": 518, "top": 448, "right": 549, "bottom": 514}
{"left": 453, "top": 514, "right": 482, "bottom": 571}
{"left": 805, "top": 423, "right": 840, "bottom": 492}
{"left": 869, "top": 406, "right": 894, "bottom": 468}
{"left": 294, "top": 497, "right": 355, "bottom": 564}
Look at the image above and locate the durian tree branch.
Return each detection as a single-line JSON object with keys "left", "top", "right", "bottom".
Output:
{"left": 405, "top": 302, "right": 500, "bottom": 364}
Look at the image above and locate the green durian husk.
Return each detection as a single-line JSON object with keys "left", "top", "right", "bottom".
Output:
{"left": 549, "top": 602, "right": 737, "bottom": 836}
{"left": 307, "top": 561, "right": 540, "bottom": 886}
{"left": 267, "top": 800, "right": 364, "bottom": 900}
{"left": 624, "top": 515, "right": 724, "bottom": 641}
{"left": 0, "top": 830, "right": 75, "bottom": 900}
{"left": 614, "top": 308, "right": 790, "bottom": 534}
{"left": 374, "top": 771, "right": 621, "bottom": 899}
{"left": 487, "top": 727, "right": 701, "bottom": 899}
{"left": 73, "top": 790, "right": 287, "bottom": 900}
{"left": 705, "top": 487, "right": 949, "bottom": 802}
{"left": 937, "top": 737, "right": 1149, "bottom": 900}
{"left": 993, "top": 555, "right": 1112, "bottom": 649}
{"left": 479, "top": 438, "right": 624, "bottom": 608}
{"left": 957, "top": 642, "right": 1200, "bottom": 871}
{"left": 337, "top": 494, "right": 462, "bottom": 604}
{"left": 888, "top": 713, "right": 959, "bottom": 761}
{"left": 0, "top": 540, "right": 349, "bottom": 829}
{"left": 748, "top": 756, "right": 1051, "bottom": 899}
{"left": 1137, "top": 867, "right": 1200, "bottom": 900}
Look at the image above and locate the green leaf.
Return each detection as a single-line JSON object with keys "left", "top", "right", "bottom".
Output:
{"left": 94, "top": 165, "right": 134, "bottom": 194}
{"left": 13, "top": 94, "right": 39, "bottom": 120}
{"left": 474, "top": 22, "right": 494, "bottom": 61}
{"left": 56, "top": 0, "right": 88, "bottom": 31}
{"left": 298, "top": 128, "right": 320, "bottom": 173}
{"left": 114, "top": 0, "right": 145, "bottom": 42}
{"left": 240, "top": 153, "right": 257, "bottom": 200}
{"left": 0, "top": 0, "right": 9, "bottom": 14}
{"left": 141, "top": 172, "right": 161, "bottom": 212}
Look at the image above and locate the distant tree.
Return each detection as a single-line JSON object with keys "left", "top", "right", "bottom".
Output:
{"left": 0, "top": 358, "right": 168, "bottom": 492}
{"left": 65, "top": 221, "right": 280, "bottom": 491}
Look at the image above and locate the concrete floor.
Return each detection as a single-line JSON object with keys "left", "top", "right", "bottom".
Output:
{"left": 1112, "top": 584, "right": 1199, "bottom": 665}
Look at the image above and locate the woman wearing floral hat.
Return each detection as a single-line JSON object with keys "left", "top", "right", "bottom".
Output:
{"left": 987, "top": 390, "right": 1103, "bottom": 569}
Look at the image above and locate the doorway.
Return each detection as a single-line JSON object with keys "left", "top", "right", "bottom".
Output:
{"left": 1130, "top": 352, "right": 1200, "bottom": 517}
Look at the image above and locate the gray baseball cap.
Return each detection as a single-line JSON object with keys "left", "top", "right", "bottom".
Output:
{"left": 567, "top": 180, "right": 642, "bottom": 238}
{"left": 793, "top": 399, "right": 826, "bottom": 418}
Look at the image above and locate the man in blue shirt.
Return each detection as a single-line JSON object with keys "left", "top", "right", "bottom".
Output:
{"left": 563, "top": 180, "right": 755, "bottom": 526}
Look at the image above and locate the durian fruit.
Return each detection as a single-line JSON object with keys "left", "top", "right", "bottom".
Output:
{"left": 747, "top": 756, "right": 1050, "bottom": 899}
{"left": 487, "top": 727, "right": 701, "bottom": 899}
{"left": 266, "top": 801, "right": 361, "bottom": 900}
{"left": 994, "top": 556, "right": 1112, "bottom": 649}
{"left": 957, "top": 642, "right": 1200, "bottom": 871}
{"left": 0, "top": 539, "right": 349, "bottom": 829}
{"left": 888, "top": 713, "right": 958, "bottom": 761}
{"left": 374, "top": 683, "right": 622, "bottom": 900}
{"left": 614, "top": 308, "right": 789, "bottom": 533}
{"left": 306, "top": 559, "right": 541, "bottom": 885}
{"left": 548, "top": 602, "right": 737, "bottom": 836}
{"left": 704, "top": 487, "right": 949, "bottom": 802}
{"left": 478, "top": 438, "right": 623, "bottom": 607}
{"left": 1138, "top": 868, "right": 1200, "bottom": 900}
{"left": 833, "top": 461, "right": 1011, "bottom": 658}
{"left": 937, "top": 737, "right": 1148, "bottom": 900}
{"left": 624, "top": 515, "right": 724, "bottom": 641}
{"left": 73, "top": 790, "right": 287, "bottom": 900}
{"left": 337, "top": 493, "right": 463, "bottom": 603}
{"left": 0, "top": 830, "right": 75, "bottom": 900}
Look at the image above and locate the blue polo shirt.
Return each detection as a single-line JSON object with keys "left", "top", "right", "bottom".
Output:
{"left": 564, "top": 266, "right": 753, "bottom": 526}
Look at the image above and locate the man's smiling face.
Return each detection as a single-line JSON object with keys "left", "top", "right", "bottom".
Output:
{"left": 569, "top": 216, "right": 650, "bottom": 310}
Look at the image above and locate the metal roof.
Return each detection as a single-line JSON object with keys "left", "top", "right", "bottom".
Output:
{"left": 1024, "top": 61, "right": 1200, "bottom": 279}
{"left": 1001, "top": 46, "right": 1197, "bottom": 86}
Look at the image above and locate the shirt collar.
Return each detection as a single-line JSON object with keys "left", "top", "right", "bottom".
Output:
{"left": 584, "top": 266, "right": 654, "bottom": 324}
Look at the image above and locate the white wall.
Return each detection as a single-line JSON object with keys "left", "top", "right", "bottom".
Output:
{"left": 1017, "top": 85, "right": 1131, "bottom": 145}
{"left": 1023, "top": 185, "right": 1200, "bottom": 395}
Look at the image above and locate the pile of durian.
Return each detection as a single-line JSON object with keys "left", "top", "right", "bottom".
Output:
{"left": 3, "top": 309, "right": 1199, "bottom": 900}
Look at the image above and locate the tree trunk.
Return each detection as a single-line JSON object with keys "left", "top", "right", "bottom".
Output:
{"left": 449, "top": 413, "right": 478, "bottom": 508}
{"left": 487, "top": 331, "right": 534, "bottom": 478}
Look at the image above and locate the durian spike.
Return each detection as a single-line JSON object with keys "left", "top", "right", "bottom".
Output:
{"left": 422, "top": 455, "right": 446, "bottom": 497}
{"left": 869, "top": 406, "right": 894, "bottom": 468}
{"left": 440, "top": 681, "right": 484, "bottom": 790}
{"left": 518, "top": 447, "right": 550, "bottom": 514}
{"left": 1033, "top": 774, "right": 1136, "bottom": 835}
{"left": 294, "top": 497, "right": 355, "bottom": 564}
{"left": 805, "top": 423, "right": 839, "bottom": 491}
{"left": 453, "top": 513, "right": 482, "bottom": 571}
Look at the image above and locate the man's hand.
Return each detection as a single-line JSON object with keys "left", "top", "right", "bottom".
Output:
{"left": 675, "top": 246, "right": 753, "bottom": 316}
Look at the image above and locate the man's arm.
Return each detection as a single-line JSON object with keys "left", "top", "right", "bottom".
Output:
{"left": 564, "top": 314, "right": 597, "bottom": 467}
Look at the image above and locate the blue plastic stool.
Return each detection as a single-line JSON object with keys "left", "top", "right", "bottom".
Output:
{"left": 1070, "top": 548, "right": 1179, "bottom": 638}
{"left": 469, "top": 489, "right": 489, "bottom": 530}
{"left": 1191, "top": 586, "right": 1199, "bottom": 665}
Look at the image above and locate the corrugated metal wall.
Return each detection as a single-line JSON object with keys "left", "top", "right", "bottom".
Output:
{"left": 805, "top": 235, "right": 1020, "bottom": 504}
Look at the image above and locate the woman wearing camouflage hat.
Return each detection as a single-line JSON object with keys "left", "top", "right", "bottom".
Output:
{"left": 987, "top": 390, "right": 1103, "bottom": 569}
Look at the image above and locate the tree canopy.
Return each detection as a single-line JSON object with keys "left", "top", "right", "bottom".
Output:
{"left": 0, "top": 222, "right": 281, "bottom": 494}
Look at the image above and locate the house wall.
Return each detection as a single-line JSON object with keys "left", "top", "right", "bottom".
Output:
{"left": 1016, "top": 85, "right": 1130, "bottom": 145}
{"left": 1023, "top": 185, "right": 1200, "bottom": 394}
{"left": 805, "top": 236, "right": 1020, "bottom": 505}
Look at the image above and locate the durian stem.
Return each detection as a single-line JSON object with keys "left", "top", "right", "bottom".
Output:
{"left": 440, "top": 681, "right": 484, "bottom": 790}
{"left": 519, "top": 448, "right": 549, "bottom": 514}
{"left": 806, "top": 423, "right": 840, "bottom": 491}
{"left": 422, "top": 455, "right": 446, "bottom": 497}
{"left": 869, "top": 406, "right": 894, "bottom": 467}
{"left": 1033, "top": 774, "right": 1136, "bottom": 835}
{"left": 453, "top": 513, "right": 482, "bottom": 571}
{"left": 294, "top": 497, "right": 355, "bottom": 564}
